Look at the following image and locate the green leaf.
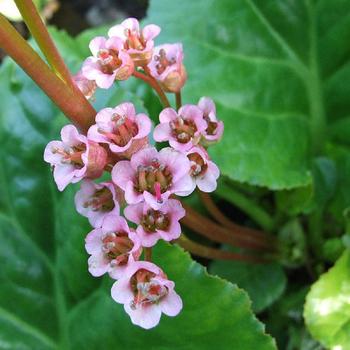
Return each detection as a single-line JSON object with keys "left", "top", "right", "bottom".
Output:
{"left": 304, "top": 251, "right": 350, "bottom": 349}
{"left": 0, "top": 40, "right": 276, "bottom": 350}
{"left": 210, "top": 260, "right": 286, "bottom": 313}
{"left": 146, "top": 0, "right": 350, "bottom": 190}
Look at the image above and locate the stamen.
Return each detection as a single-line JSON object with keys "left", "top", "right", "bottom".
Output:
{"left": 154, "top": 182, "right": 162, "bottom": 203}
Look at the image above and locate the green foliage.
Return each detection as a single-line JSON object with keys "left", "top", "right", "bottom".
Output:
{"left": 304, "top": 251, "right": 350, "bottom": 350}
{"left": 0, "top": 41, "right": 276, "bottom": 350}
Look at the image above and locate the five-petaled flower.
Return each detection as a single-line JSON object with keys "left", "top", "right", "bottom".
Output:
{"left": 82, "top": 36, "right": 134, "bottom": 89}
{"left": 44, "top": 125, "right": 107, "bottom": 191}
{"left": 88, "top": 102, "right": 151, "bottom": 157}
{"left": 124, "top": 199, "right": 185, "bottom": 247}
{"left": 112, "top": 146, "right": 193, "bottom": 209}
{"left": 186, "top": 146, "right": 220, "bottom": 193}
{"left": 108, "top": 18, "right": 160, "bottom": 66}
{"left": 148, "top": 43, "right": 187, "bottom": 93}
{"left": 197, "top": 97, "right": 224, "bottom": 145}
{"left": 153, "top": 105, "right": 207, "bottom": 152}
{"left": 75, "top": 180, "right": 122, "bottom": 228}
{"left": 85, "top": 215, "right": 142, "bottom": 278}
{"left": 111, "top": 261, "right": 182, "bottom": 329}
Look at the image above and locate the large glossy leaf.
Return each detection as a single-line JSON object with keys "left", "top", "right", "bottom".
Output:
{"left": 146, "top": 0, "right": 350, "bottom": 191}
{"left": 210, "top": 259, "right": 286, "bottom": 313}
{"left": 0, "top": 38, "right": 276, "bottom": 350}
{"left": 304, "top": 251, "right": 350, "bottom": 350}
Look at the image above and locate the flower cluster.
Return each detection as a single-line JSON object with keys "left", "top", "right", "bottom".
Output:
{"left": 45, "top": 18, "right": 223, "bottom": 329}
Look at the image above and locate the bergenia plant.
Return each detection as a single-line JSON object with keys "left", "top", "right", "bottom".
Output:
{"left": 0, "top": 3, "right": 277, "bottom": 331}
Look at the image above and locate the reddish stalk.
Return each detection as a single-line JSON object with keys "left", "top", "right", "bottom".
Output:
{"left": 144, "top": 247, "right": 152, "bottom": 261}
{"left": 175, "top": 91, "right": 182, "bottom": 110}
{"left": 14, "top": 0, "right": 75, "bottom": 90}
{"left": 176, "top": 235, "right": 267, "bottom": 263}
{"left": 0, "top": 15, "right": 96, "bottom": 132}
{"left": 198, "top": 191, "right": 277, "bottom": 243}
{"left": 182, "top": 203, "right": 276, "bottom": 252}
{"left": 133, "top": 69, "right": 170, "bottom": 108}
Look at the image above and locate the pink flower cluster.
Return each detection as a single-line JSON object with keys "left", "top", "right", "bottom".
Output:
{"left": 44, "top": 18, "right": 223, "bottom": 329}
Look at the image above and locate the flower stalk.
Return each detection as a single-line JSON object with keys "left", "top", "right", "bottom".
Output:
{"left": 0, "top": 14, "right": 96, "bottom": 132}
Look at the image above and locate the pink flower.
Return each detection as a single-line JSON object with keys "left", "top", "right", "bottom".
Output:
{"left": 75, "top": 180, "right": 121, "bottom": 228}
{"left": 108, "top": 17, "right": 160, "bottom": 66}
{"left": 73, "top": 70, "right": 97, "bottom": 100}
{"left": 198, "top": 97, "right": 224, "bottom": 145}
{"left": 124, "top": 199, "right": 185, "bottom": 247}
{"left": 44, "top": 125, "right": 107, "bottom": 191}
{"left": 112, "top": 147, "right": 193, "bottom": 209}
{"left": 87, "top": 102, "right": 151, "bottom": 157}
{"left": 186, "top": 146, "right": 220, "bottom": 193}
{"left": 85, "top": 215, "right": 141, "bottom": 278}
{"left": 148, "top": 43, "right": 187, "bottom": 92}
{"left": 82, "top": 36, "right": 134, "bottom": 89}
{"left": 153, "top": 105, "right": 207, "bottom": 152}
{"left": 111, "top": 261, "right": 182, "bottom": 329}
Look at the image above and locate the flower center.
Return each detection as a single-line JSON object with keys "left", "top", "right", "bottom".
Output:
{"left": 98, "top": 113, "right": 138, "bottom": 147}
{"left": 135, "top": 158, "right": 173, "bottom": 203}
{"left": 130, "top": 269, "right": 168, "bottom": 309}
{"left": 98, "top": 49, "right": 122, "bottom": 75}
{"left": 102, "top": 231, "right": 133, "bottom": 265}
{"left": 52, "top": 144, "right": 86, "bottom": 168}
{"left": 203, "top": 115, "right": 218, "bottom": 135}
{"left": 154, "top": 49, "right": 175, "bottom": 75}
{"left": 83, "top": 187, "right": 115, "bottom": 212}
{"left": 170, "top": 117, "right": 197, "bottom": 144}
{"left": 188, "top": 153, "right": 208, "bottom": 177}
{"left": 140, "top": 209, "right": 170, "bottom": 233}
{"left": 124, "top": 29, "right": 146, "bottom": 51}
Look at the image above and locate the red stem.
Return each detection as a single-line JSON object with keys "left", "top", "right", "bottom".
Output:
{"left": 14, "top": 0, "right": 75, "bottom": 90}
{"left": 176, "top": 235, "right": 267, "bottom": 263}
{"left": 133, "top": 70, "right": 170, "bottom": 108}
{"left": 0, "top": 15, "right": 96, "bottom": 133}
{"left": 182, "top": 203, "right": 276, "bottom": 252}
{"left": 198, "top": 191, "right": 277, "bottom": 243}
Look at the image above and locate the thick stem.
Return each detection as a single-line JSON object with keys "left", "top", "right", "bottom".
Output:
{"left": 176, "top": 235, "right": 267, "bottom": 263}
{"left": 14, "top": 0, "right": 75, "bottom": 89}
{"left": 198, "top": 191, "right": 276, "bottom": 243}
{"left": 133, "top": 70, "right": 170, "bottom": 108}
{"left": 0, "top": 15, "right": 96, "bottom": 132}
{"left": 182, "top": 203, "right": 276, "bottom": 252}
{"left": 175, "top": 91, "right": 182, "bottom": 110}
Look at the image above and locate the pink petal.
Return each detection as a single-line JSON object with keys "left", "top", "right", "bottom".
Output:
{"left": 196, "top": 172, "right": 218, "bottom": 192}
{"left": 121, "top": 17, "right": 140, "bottom": 32}
{"left": 160, "top": 290, "right": 183, "bottom": 317}
{"left": 125, "top": 181, "right": 143, "bottom": 204}
{"left": 142, "top": 24, "right": 161, "bottom": 41}
{"left": 111, "top": 161, "right": 134, "bottom": 190}
{"left": 89, "top": 36, "right": 107, "bottom": 57}
{"left": 153, "top": 123, "right": 172, "bottom": 142}
{"left": 53, "top": 164, "right": 76, "bottom": 191}
{"left": 130, "top": 146, "right": 158, "bottom": 169}
{"left": 87, "top": 124, "right": 109, "bottom": 144}
{"left": 111, "top": 278, "right": 134, "bottom": 303}
{"left": 60, "top": 125, "right": 82, "bottom": 147}
{"left": 198, "top": 96, "right": 216, "bottom": 115}
{"left": 85, "top": 228, "right": 103, "bottom": 254}
{"left": 159, "top": 107, "right": 178, "bottom": 123}
{"left": 124, "top": 203, "right": 143, "bottom": 224}
{"left": 173, "top": 174, "right": 195, "bottom": 197}
{"left": 88, "top": 253, "right": 110, "bottom": 277}
{"left": 108, "top": 24, "right": 126, "bottom": 40}
{"left": 124, "top": 303, "right": 162, "bottom": 329}
{"left": 44, "top": 141, "right": 65, "bottom": 164}
{"left": 136, "top": 227, "right": 160, "bottom": 247}
{"left": 135, "top": 114, "right": 152, "bottom": 139}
